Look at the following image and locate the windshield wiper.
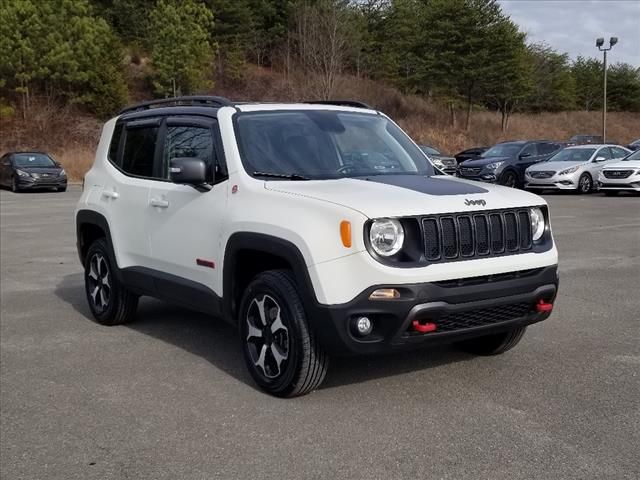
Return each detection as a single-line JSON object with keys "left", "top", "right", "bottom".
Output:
{"left": 252, "top": 171, "right": 309, "bottom": 180}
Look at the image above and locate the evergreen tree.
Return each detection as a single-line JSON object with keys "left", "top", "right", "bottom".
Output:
{"left": 149, "top": 0, "right": 216, "bottom": 96}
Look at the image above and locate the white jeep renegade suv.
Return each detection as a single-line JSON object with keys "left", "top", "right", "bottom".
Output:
{"left": 76, "top": 96, "right": 559, "bottom": 397}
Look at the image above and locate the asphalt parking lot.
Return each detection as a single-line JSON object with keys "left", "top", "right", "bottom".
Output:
{"left": 1, "top": 186, "right": 639, "bottom": 480}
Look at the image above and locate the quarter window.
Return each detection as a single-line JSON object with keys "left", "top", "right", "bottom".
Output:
{"left": 163, "top": 126, "right": 215, "bottom": 182}
{"left": 121, "top": 126, "right": 159, "bottom": 177}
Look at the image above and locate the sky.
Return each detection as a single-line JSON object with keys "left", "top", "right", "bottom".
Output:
{"left": 498, "top": 0, "right": 640, "bottom": 66}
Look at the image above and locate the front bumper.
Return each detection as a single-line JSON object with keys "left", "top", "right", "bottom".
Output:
{"left": 597, "top": 179, "right": 640, "bottom": 191}
{"left": 456, "top": 167, "right": 506, "bottom": 183}
{"left": 18, "top": 176, "right": 67, "bottom": 189}
{"left": 307, "top": 265, "right": 558, "bottom": 355}
{"left": 525, "top": 171, "right": 583, "bottom": 190}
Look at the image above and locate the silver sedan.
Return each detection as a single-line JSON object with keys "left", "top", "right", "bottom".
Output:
{"left": 525, "top": 144, "right": 631, "bottom": 193}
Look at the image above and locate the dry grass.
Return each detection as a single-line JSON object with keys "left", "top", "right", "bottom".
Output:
{"left": 1, "top": 67, "right": 638, "bottom": 181}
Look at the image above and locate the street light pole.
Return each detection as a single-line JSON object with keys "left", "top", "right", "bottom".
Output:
{"left": 596, "top": 37, "right": 618, "bottom": 143}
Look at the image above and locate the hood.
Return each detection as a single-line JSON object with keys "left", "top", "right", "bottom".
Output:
{"left": 265, "top": 174, "right": 544, "bottom": 218}
{"left": 602, "top": 160, "right": 640, "bottom": 170}
{"left": 15, "top": 166, "right": 62, "bottom": 175}
{"left": 528, "top": 160, "right": 586, "bottom": 172}
{"left": 461, "top": 156, "right": 511, "bottom": 167}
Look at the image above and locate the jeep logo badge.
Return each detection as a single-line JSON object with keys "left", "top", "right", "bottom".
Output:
{"left": 464, "top": 199, "right": 486, "bottom": 206}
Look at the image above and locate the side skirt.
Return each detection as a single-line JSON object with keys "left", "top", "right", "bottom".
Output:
{"left": 120, "top": 266, "right": 225, "bottom": 320}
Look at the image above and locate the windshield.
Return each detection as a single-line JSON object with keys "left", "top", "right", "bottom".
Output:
{"left": 234, "top": 111, "right": 435, "bottom": 179}
{"left": 546, "top": 148, "right": 595, "bottom": 162}
{"left": 624, "top": 150, "right": 640, "bottom": 161}
{"left": 12, "top": 153, "right": 56, "bottom": 168}
{"left": 419, "top": 145, "right": 440, "bottom": 156}
{"left": 482, "top": 143, "right": 523, "bottom": 158}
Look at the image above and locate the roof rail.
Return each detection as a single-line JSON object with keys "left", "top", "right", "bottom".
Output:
{"left": 305, "top": 100, "right": 373, "bottom": 109}
{"left": 119, "top": 96, "right": 233, "bottom": 115}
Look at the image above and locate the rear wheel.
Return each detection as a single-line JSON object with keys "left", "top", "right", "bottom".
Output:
{"left": 578, "top": 173, "right": 592, "bottom": 194}
{"left": 84, "top": 239, "right": 138, "bottom": 325}
{"left": 500, "top": 171, "right": 518, "bottom": 188}
{"left": 456, "top": 326, "right": 527, "bottom": 355}
{"left": 239, "top": 270, "right": 328, "bottom": 397}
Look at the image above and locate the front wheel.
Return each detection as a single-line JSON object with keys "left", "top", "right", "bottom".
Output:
{"left": 84, "top": 239, "right": 138, "bottom": 325}
{"left": 11, "top": 176, "right": 20, "bottom": 193}
{"left": 578, "top": 173, "right": 592, "bottom": 194}
{"left": 456, "top": 326, "right": 527, "bottom": 355}
{"left": 500, "top": 171, "right": 518, "bottom": 188}
{"left": 239, "top": 270, "right": 328, "bottom": 397}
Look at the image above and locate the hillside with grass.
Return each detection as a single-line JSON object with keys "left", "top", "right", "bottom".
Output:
{"left": 1, "top": 0, "right": 639, "bottom": 181}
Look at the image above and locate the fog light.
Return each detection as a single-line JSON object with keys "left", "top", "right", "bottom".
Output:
{"left": 354, "top": 316, "right": 373, "bottom": 336}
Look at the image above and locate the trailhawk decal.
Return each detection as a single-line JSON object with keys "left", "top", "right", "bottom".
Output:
{"left": 356, "top": 174, "right": 489, "bottom": 195}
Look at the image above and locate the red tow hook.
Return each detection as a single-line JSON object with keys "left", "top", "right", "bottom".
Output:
{"left": 535, "top": 299, "right": 553, "bottom": 313}
{"left": 412, "top": 320, "right": 437, "bottom": 333}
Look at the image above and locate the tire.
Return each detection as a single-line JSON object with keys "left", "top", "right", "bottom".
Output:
{"left": 239, "top": 270, "right": 328, "bottom": 397}
{"left": 11, "top": 176, "right": 20, "bottom": 193}
{"left": 456, "top": 326, "right": 527, "bottom": 356}
{"left": 577, "top": 173, "right": 592, "bottom": 194}
{"left": 57, "top": 186, "right": 67, "bottom": 192}
{"left": 604, "top": 190, "right": 619, "bottom": 196}
{"left": 500, "top": 171, "right": 518, "bottom": 188}
{"left": 84, "top": 238, "right": 138, "bottom": 325}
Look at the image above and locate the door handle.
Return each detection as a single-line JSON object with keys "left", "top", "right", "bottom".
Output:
{"left": 150, "top": 198, "right": 169, "bottom": 208}
{"left": 102, "top": 190, "right": 119, "bottom": 199}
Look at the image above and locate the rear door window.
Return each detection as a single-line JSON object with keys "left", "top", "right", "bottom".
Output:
{"left": 121, "top": 125, "right": 159, "bottom": 177}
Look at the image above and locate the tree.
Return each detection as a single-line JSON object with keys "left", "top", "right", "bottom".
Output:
{"left": 0, "top": 0, "right": 127, "bottom": 118}
{"left": 293, "top": 0, "right": 353, "bottom": 99}
{"left": 149, "top": 0, "right": 216, "bottom": 96}
{"left": 484, "top": 19, "right": 531, "bottom": 131}
{"left": 607, "top": 63, "right": 640, "bottom": 112}
{"left": 525, "top": 44, "right": 576, "bottom": 112}
{"left": 572, "top": 56, "right": 602, "bottom": 111}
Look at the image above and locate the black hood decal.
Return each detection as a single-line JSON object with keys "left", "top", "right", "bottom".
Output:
{"left": 356, "top": 174, "right": 488, "bottom": 195}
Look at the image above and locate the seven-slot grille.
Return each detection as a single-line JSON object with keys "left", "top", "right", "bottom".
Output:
{"left": 421, "top": 209, "right": 533, "bottom": 262}
{"left": 529, "top": 171, "right": 555, "bottom": 179}
{"left": 603, "top": 170, "right": 633, "bottom": 179}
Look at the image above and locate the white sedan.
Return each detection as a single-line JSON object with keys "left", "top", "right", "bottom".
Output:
{"left": 598, "top": 149, "right": 640, "bottom": 195}
{"left": 525, "top": 144, "right": 631, "bottom": 193}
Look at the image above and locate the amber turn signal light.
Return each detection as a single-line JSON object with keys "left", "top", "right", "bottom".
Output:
{"left": 340, "top": 220, "right": 352, "bottom": 247}
{"left": 369, "top": 288, "right": 401, "bottom": 300}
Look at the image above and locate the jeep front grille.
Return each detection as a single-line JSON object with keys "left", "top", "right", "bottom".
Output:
{"left": 603, "top": 170, "right": 633, "bottom": 179}
{"left": 421, "top": 209, "right": 533, "bottom": 262}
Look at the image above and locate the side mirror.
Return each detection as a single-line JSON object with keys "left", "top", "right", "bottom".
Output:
{"left": 520, "top": 152, "right": 532, "bottom": 159}
{"left": 170, "top": 157, "right": 207, "bottom": 186}
{"left": 594, "top": 156, "right": 606, "bottom": 162}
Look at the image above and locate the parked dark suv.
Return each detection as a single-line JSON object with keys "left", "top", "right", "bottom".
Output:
{"left": 0, "top": 152, "right": 67, "bottom": 192}
{"left": 457, "top": 141, "right": 563, "bottom": 188}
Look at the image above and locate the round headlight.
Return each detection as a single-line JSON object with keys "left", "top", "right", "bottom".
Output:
{"left": 530, "top": 207, "right": 545, "bottom": 241}
{"left": 369, "top": 218, "right": 404, "bottom": 257}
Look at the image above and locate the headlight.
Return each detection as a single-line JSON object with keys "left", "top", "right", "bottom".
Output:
{"left": 431, "top": 158, "right": 444, "bottom": 168}
{"left": 559, "top": 166, "right": 580, "bottom": 175}
{"left": 16, "top": 169, "right": 30, "bottom": 177}
{"left": 530, "top": 207, "right": 545, "bottom": 241}
{"left": 369, "top": 218, "right": 404, "bottom": 257}
{"left": 486, "top": 161, "right": 504, "bottom": 171}
{"left": 59, "top": 169, "right": 67, "bottom": 177}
